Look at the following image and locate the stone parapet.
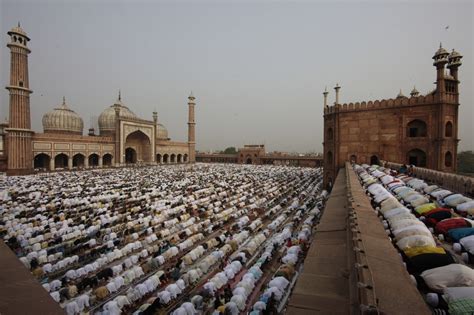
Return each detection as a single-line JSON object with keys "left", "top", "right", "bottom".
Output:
{"left": 384, "top": 161, "right": 474, "bottom": 196}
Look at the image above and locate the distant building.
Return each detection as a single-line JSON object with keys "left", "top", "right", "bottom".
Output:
{"left": 323, "top": 44, "right": 463, "bottom": 186}
{"left": 197, "top": 144, "right": 323, "bottom": 167}
{"left": 0, "top": 24, "right": 196, "bottom": 175}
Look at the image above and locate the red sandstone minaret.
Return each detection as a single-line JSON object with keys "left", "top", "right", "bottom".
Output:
{"left": 5, "top": 23, "right": 34, "bottom": 175}
{"left": 187, "top": 93, "right": 196, "bottom": 163}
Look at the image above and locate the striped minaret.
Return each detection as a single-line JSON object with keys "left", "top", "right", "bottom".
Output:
{"left": 6, "top": 23, "right": 34, "bottom": 175}
{"left": 187, "top": 92, "right": 196, "bottom": 163}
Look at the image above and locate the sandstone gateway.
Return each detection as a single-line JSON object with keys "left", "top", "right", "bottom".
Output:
{"left": 323, "top": 45, "right": 463, "bottom": 186}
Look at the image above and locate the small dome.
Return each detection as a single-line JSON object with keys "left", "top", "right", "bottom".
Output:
{"left": 434, "top": 45, "right": 448, "bottom": 57}
{"left": 433, "top": 43, "right": 449, "bottom": 65}
{"left": 156, "top": 123, "right": 169, "bottom": 140}
{"left": 448, "top": 49, "right": 462, "bottom": 68}
{"left": 98, "top": 92, "right": 137, "bottom": 135}
{"left": 8, "top": 23, "right": 29, "bottom": 40}
{"left": 42, "top": 97, "right": 84, "bottom": 135}
{"left": 449, "top": 49, "right": 461, "bottom": 59}
{"left": 396, "top": 89, "right": 406, "bottom": 99}
{"left": 410, "top": 86, "right": 419, "bottom": 96}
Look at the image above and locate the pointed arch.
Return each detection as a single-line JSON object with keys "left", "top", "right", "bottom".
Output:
{"left": 34, "top": 153, "right": 50, "bottom": 170}
{"left": 73, "top": 153, "right": 85, "bottom": 168}
{"left": 103, "top": 153, "right": 113, "bottom": 167}
{"left": 88, "top": 153, "right": 99, "bottom": 167}
{"left": 54, "top": 153, "right": 68, "bottom": 169}
{"left": 406, "top": 149, "right": 427, "bottom": 167}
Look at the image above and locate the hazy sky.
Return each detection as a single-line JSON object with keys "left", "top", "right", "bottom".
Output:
{"left": 1, "top": 0, "right": 473, "bottom": 153}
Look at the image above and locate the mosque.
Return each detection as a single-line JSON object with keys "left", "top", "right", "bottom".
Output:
{"left": 0, "top": 24, "right": 196, "bottom": 175}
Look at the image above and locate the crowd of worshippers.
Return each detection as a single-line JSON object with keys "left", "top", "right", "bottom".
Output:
{"left": 0, "top": 164, "right": 323, "bottom": 315}
{"left": 355, "top": 164, "right": 474, "bottom": 314}
{"left": 167, "top": 179, "right": 325, "bottom": 315}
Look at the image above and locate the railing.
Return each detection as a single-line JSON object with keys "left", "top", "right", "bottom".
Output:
{"left": 383, "top": 161, "right": 474, "bottom": 197}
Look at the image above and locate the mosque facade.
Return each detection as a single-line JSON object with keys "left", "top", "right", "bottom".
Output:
{"left": 323, "top": 45, "right": 463, "bottom": 186}
{"left": 0, "top": 25, "right": 196, "bottom": 175}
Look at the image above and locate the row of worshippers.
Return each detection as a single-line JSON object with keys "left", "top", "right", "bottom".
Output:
{"left": 17, "top": 168, "right": 322, "bottom": 314}
{"left": 165, "top": 186, "right": 325, "bottom": 315}
{"left": 355, "top": 164, "right": 474, "bottom": 314}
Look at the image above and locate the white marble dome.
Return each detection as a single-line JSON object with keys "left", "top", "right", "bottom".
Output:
{"left": 156, "top": 123, "right": 169, "bottom": 140}
{"left": 42, "top": 97, "right": 84, "bottom": 135}
{"left": 98, "top": 94, "right": 137, "bottom": 135}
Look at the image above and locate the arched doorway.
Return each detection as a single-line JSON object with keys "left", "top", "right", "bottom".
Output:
{"left": 103, "top": 154, "right": 113, "bottom": 167}
{"left": 156, "top": 154, "right": 162, "bottom": 164}
{"left": 445, "top": 122, "right": 453, "bottom": 137}
{"left": 73, "top": 153, "right": 85, "bottom": 168}
{"left": 55, "top": 153, "right": 68, "bottom": 169}
{"left": 350, "top": 154, "right": 357, "bottom": 164}
{"left": 445, "top": 151, "right": 453, "bottom": 167}
{"left": 183, "top": 154, "right": 188, "bottom": 163}
{"left": 246, "top": 155, "right": 252, "bottom": 164}
{"left": 34, "top": 153, "right": 50, "bottom": 170}
{"left": 407, "top": 149, "right": 427, "bottom": 167}
{"left": 163, "top": 154, "right": 169, "bottom": 164}
{"left": 177, "top": 154, "right": 182, "bottom": 163}
{"left": 407, "top": 119, "right": 427, "bottom": 137}
{"left": 89, "top": 153, "right": 99, "bottom": 167}
{"left": 125, "top": 148, "right": 137, "bottom": 164}
{"left": 370, "top": 155, "right": 379, "bottom": 165}
{"left": 170, "top": 154, "right": 176, "bottom": 163}
{"left": 124, "top": 130, "right": 152, "bottom": 163}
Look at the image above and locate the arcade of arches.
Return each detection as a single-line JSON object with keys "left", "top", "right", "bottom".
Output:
{"left": 156, "top": 153, "right": 188, "bottom": 164}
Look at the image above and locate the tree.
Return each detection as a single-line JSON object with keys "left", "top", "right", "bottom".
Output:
{"left": 457, "top": 151, "right": 474, "bottom": 174}
{"left": 223, "top": 147, "right": 237, "bottom": 154}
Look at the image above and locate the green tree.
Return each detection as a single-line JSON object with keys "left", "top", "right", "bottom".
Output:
{"left": 457, "top": 151, "right": 474, "bottom": 174}
{"left": 223, "top": 147, "right": 237, "bottom": 154}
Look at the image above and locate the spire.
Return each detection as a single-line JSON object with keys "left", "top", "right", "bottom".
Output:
{"left": 334, "top": 83, "right": 341, "bottom": 105}
{"left": 397, "top": 89, "right": 406, "bottom": 99}
{"left": 118, "top": 89, "right": 121, "bottom": 101}
{"left": 323, "top": 86, "right": 329, "bottom": 107}
{"left": 18, "top": 21, "right": 21, "bottom": 28}
{"left": 59, "top": 96, "right": 69, "bottom": 109}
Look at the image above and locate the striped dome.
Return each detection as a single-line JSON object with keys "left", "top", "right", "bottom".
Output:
{"left": 42, "top": 97, "right": 83, "bottom": 135}
{"left": 98, "top": 94, "right": 137, "bottom": 135}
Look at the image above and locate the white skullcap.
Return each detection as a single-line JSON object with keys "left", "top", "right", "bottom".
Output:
{"left": 453, "top": 243, "right": 462, "bottom": 253}
{"left": 426, "top": 293, "right": 439, "bottom": 307}
{"left": 438, "top": 234, "right": 445, "bottom": 241}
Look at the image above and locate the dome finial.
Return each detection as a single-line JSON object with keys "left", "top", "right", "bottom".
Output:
{"left": 18, "top": 21, "right": 20, "bottom": 28}
{"left": 62, "top": 96, "right": 66, "bottom": 105}
{"left": 118, "top": 89, "right": 121, "bottom": 101}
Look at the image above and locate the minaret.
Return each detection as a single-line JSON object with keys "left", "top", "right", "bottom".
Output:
{"left": 433, "top": 43, "right": 449, "bottom": 101}
{"left": 334, "top": 83, "right": 341, "bottom": 105}
{"left": 447, "top": 49, "right": 462, "bottom": 98}
{"left": 323, "top": 87, "right": 329, "bottom": 107}
{"left": 114, "top": 90, "right": 121, "bottom": 166}
{"left": 187, "top": 92, "right": 196, "bottom": 163}
{"left": 6, "top": 23, "right": 34, "bottom": 175}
